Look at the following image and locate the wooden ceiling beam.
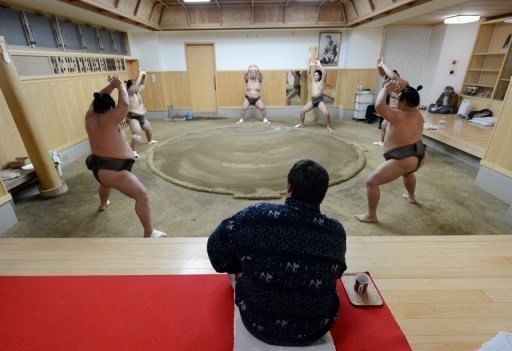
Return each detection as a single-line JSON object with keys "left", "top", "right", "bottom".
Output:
{"left": 159, "top": 4, "right": 166, "bottom": 25}
{"left": 340, "top": 2, "right": 347, "bottom": 22}
{"left": 175, "top": 0, "right": 190, "bottom": 25}
{"left": 316, "top": 0, "right": 326, "bottom": 23}
{"left": 368, "top": 0, "right": 375, "bottom": 11}
{"left": 149, "top": 1, "right": 159, "bottom": 21}
{"left": 214, "top": 0, "right": 222, "bottom": 25}
{"left": 156, "top": 0, "right": 169, "bottom": 6}
{"left": 283, "top": 0, "right": 291, "bottom": 23}
{"left": 134, "top": 0, "right": 142, "bottom": 16}
{"left": 348, "top": 0, "right": 358, "bottom": 16}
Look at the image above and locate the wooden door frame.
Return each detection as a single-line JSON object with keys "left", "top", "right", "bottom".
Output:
{"left": 184, "top": 42, "right": 218, "bottom": 112}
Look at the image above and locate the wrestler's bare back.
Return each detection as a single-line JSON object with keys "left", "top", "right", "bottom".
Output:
{"left": 86, "top": 110, "right": 133, "bottom": 160}
{"left": 383, "top": 109, "right": 424, "bottom": 153}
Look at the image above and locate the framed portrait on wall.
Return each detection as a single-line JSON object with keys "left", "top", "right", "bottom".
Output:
{"left": 319, "top": 32, "right": 341, "bottom": 66}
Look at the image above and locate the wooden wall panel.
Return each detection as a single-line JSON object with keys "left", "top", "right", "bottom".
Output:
{"left": 482, "top": 84, "right": 512, "bottom": 177}
{"left": 143, "top": 69, "right": 377, "bottom": 111}
{"left": 189, "top": 7, "right": 220, "bottom": 25}
{"left": 319, "top": 3, "right": 344, "bottom": 23}
{"left": 254, "top": 5, "right": 284, "bottom": 24}
{"left": 336, "top": 69, "right": 378, "bottom": 108}
{"left": 215, "top": 71, "right": 286, "bottom": 108}
{"left": 117, "top": 0, "right": 138, "bottom": 14}
{"left": 260, "top": 71, "right": 287, "bottom": 106}
{"left": 285, "top": 5, "right": 317, "bottom": 23}
{"left": 138, "top": 0, "right": 154, "bottom": 20}
{"left": 150, "top": 4, "right": 164, "bottom": 25}
{"left": 141, "top": 72, "right": 191, "bottom": 111}
{"left": 221, "top": 6, "right": 252, "bottom": 25}
{"left": 215, "top": 71, "right": 245, "bottom": 107}
{"left": 0, "top": 90, "right": 26, "bottom": 169}
{"left": 161, "top": 7, "right": 188, "bottom": 27}
{"left": 0, "top": 72, "right": 128, "bottom": 169}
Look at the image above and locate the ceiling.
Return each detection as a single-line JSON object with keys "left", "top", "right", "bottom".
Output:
{"left": 6, "top": 0, "right": 512, "bottom": 31}
{"left": 50, "top": 0, "right": 427, "bottom": 30}
{"left": 395, "top": 0, "right": 512, "bottom": 26}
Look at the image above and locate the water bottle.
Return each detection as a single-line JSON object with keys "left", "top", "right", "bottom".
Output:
{"left": 438, "top": 116, "right": 446, "bottom": 132}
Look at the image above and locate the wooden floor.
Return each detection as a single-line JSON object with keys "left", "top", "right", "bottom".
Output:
{"left": 422, "top": 111, "right": 494, "bottom": 158}
{"left": 1, "top": 235, "right": 512, "bottom": 351}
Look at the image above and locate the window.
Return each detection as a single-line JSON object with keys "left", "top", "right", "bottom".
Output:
{"left": 26, "top": 12, "right": 58, "bottom": 48}
{"left": 112, "top": 31, "right": 127, "bottom": 54}
{"left": 0, "top": 6, "right": 29, "bottom": 46}
{"left": 81, "top": 25, "right": 99, "bottom": 52}
{"left": 98, "top": 28, "right": 113, "bottom": 53}
{"left": 59, "top": 20, "right": 82, "bottom": 51}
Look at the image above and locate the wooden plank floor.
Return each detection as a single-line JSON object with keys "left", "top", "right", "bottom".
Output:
{"left": 1, "top": 235, "right": 511, "bottom": 351}
{"left": 422, "top": 111, "right": 494, "bottom": 158}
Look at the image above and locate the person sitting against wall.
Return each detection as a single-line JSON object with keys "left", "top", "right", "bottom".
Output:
{"left": 207, "top": 159, "right": 346, "bottom": 347}
{"left": 428, "top": 86, "right": 458, "bottom": 114}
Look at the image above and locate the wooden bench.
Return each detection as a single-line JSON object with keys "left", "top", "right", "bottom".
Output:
{"left": 421, "top": 111, "right": 494, "bottom": 158}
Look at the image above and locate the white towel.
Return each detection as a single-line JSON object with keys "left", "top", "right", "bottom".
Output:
{"left": 477, "top": 331, "right": 512, "bottom": 351}
{"left": 233, "top": 306, "right": 335, "bottom": 351}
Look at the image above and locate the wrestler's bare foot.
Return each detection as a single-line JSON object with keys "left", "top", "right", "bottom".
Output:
{"left": 354, "top": 213, "right": 378, "bottom": 223}
{"left": 147, "top": 229, "right": 167, "bottom": 238}
{"left": 148, "top": 140, "right": 158, "bottom": 144}
{"left": 294, "top": 124, "right": 303, "bottom": 128}
{"left": 236, "top": 118, "right": 244, "bottom": 124}
{"left": 98, "top": 200, "right": 110, "bottom": 212}
{"left": 402, "top": 193, "right": 417, "bottom": 204}
{"left": 327, "top": 125, "right": 334, "bottom": 132}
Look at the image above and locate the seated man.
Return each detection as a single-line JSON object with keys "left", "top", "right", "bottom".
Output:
{"left": 428, "top": 86, "right": 458, "bottom": 114}
{"left": 207, "top": 160, "right": 347, "bottom": 347}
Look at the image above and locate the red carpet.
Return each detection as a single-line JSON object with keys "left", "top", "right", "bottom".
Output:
{"left": 0, "top": 275, "right": 410, "bottom": 351}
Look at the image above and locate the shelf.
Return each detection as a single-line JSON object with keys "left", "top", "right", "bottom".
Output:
{"left": 467, "top": 69, "right": 501, "bottom": 73}
{"left": 499, "top": 79, "right": 510, "bottom": 82}
{"left": 465, "top": 83, "right": 495, "bottom": 88}
{"left": 473, "top": 52, "right": 506, "bottom": 56}
{"left": 460, "top": 95, "right": 507, "bottom": 102}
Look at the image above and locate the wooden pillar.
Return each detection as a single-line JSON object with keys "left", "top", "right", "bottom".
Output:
{"left": 0, "top": 177, "right": 11, "bottom": 206}
{"left": 0, "top": 37, "right": 68, "bottom": 198}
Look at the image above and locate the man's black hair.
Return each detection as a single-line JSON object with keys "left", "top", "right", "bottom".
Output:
{"left": 326, "top": 35, "right": 332, "bottom": 39}
{"left": 314, "top": 69, "right": 322, "bottom": 80}
{"left": 92, "top": 92, "right": 115, "bottom": 113}
{"left": 399, "top": 85, "right": 423, "bottom": 108}
{"left": 126, "top": 79, "right": 135, "bottom": 90}
{"left": 288, "top": 159, "right": 329, "bottom": 206}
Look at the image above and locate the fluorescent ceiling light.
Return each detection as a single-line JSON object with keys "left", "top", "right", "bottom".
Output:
{"left": 444, "top": 15, "right": 480, "bottom": 24}
{"left": 183, "top": 0, "right": 210, "bottom": 2}
{"left": 505, "top": 18, "right": 512, "bottom": 24}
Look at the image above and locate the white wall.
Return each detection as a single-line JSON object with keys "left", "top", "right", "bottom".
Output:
{"left": 382, "top": 26, "right": 433, "bottom": 96}
{"left": 129, "top": 32, "right": 162, "bottom": 71}
{"left": 380, "top": 23, "right": 479, "bottom": 105}
{"left": 420, "top": 25, "right": 446, "bottom": 103}
{"left": 427, "top": 22, "right": 479, "bottom": 103}
{"left": 129, "top": 28, "right": 384, "bottom": 72}
{"left": 340, "top": 28, "right": 383, "bottom": 68}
